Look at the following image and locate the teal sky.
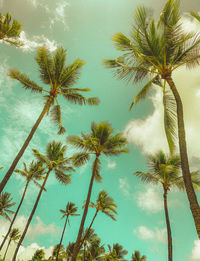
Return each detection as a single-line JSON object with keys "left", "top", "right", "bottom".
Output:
{"left": 0, "top": 0, "right": 200, "bottom": 260}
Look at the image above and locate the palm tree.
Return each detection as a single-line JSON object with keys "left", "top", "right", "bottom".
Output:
{"left": 56, "top": 202, "right": 79, "bottom": 261}
{"left": 12, "top": 141, "right": 74, "bottom": 261}
{"left": 0, "top": 13, "right": 22, "bottom": 46}
{"left": 106, "top": 243, "right": 128, "bottom": 261}
{"left": 65, "top": 242, "right": 75, "bottom": 261}
{"left": 104, "top": 0, "right": 200, "bottom": 236}
{"left": 50, "top": 244, "right": 66, "bottom": 261}
{"left": 79, "top": 190, "right": 117, "bottom": 251}
{"left": 67, "top": 121, "right": 128, "bottom": 260}
{"left": 0, "top": 161, "right": 45, "bottom": 251}
{"left": 3, "top": 228, "right": 20, "bottom": 261}
{"left": 0, "top": 192, "right": 15, "bottom": 221}
{"left": 0, "top": 46, "right": 99, "bottom": 193}
{"left": 131, "top": 251, "right": 147, "bottom": 261}
{"left": 32, "top": 249, "right": 45, "bottom": 261}
{"left": 133, "top": 150, "right": 200, "bottom": 261}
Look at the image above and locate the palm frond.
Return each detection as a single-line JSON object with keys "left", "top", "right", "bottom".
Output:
{"left": 54, "top": 169, "right": 71, "bottom": 185}
{"left": 133, "top": 171, "right": 160, "bottom": 184}
{"left": 71, "top": 152, "right": 90, "bottom": 167}
{"left": 9, "top": 69, "right": 43, "bottom": 93}
{"left": 50, "top": 104, "right": 66, "bottom": 135}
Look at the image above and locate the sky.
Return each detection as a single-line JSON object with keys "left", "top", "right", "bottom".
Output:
{"left": 0, "top": 0, "right": 200, "bottom": 260}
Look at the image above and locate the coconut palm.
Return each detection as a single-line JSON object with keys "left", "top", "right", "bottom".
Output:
{"left": 133, "top": 150, "right": 200, "bottom": 261}
{"left": 0, "top": 161, "right": 45, "bottom": 251}
{"left": 105, "top": 243, "right": 128, "bottom": 261}
{"left": 0, "top": 46, "right": 99, "bottom": 194}
{"left": 67, "top": 121, "right": 128, "bottom": 260}
{"left": 3, "top": 228, "right": 20, "bottom": 261}
{"left": 12, "top": 141, "right": 74, "bottom": 261}
{"left": 104, "top": 0, "right": 200, "bottom": 236}
{"left": 32, "top": 249, "right": 45, "bottom": 261}
{"left": 0, "top": 192, "right": 15, "bottom": 221}
{"left": 79, "top": 190, "right": 117, "bottom": 251}
{"left": 131, "top": 251, "right": 147, "bottom": 261}
{"left": 0, "top": 13, "right": 22, "bottom": 46}
{"left": 56, "top": 202, "right": 79, "bottom": 261}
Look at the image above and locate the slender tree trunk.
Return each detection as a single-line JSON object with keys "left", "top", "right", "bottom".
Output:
{"left": 72, "top": 156, "right": 99, "bottom": 261}
{"left": 166, "top": 76, "right": 200, "bottom": 237}
{"left": 12, "top": 170, "right": 51, "bottom": 261}
{"left": 3, "top": 238, "right": 11, "bottom": 261}
{"left": 56, "top": 216, "right": 68, "bottom": 261}
{"left": 0, "top": 181, "right": 29, "bottom": 251}
{"left": 0, "top": 98, "right": 52, "bottom": 193}
{"left": 163, "top": 189, "right": 172, "bottom": 261}
{"left": 78, "top": 209, "right": 98, "bottom": 252}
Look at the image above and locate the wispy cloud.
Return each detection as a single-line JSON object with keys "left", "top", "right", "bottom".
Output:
{"left": 119, "top": 177, "right": 131, "bottom": 198}
{"left": 134, "top": 225, "right": 167, "bottom": 244}
{"left": 190, "top": 240, "right": 200, "bottom": 260}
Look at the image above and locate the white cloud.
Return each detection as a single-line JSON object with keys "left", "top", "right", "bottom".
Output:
{"left": 107, "top": 160, "right": 116, "bottom": 169}
{"left": 51, "top": 0, "right": 69, "bottom": 29}
{"left": 119, "top": 177, "right": 131, "bottom": 198}
{"left": 19, "top": 31, "right": 57, "bottom": 52}
{"left": 190, "top": 240, "right": 200, "bottom": 260}
{"left": 135, "top": 187, "right": 163, "bottom": 213}
{"left": 134, "top": 226, "right": 167, "bottom": 243}
{"left": 0, "top": 216, "right": 58, "bottom": 260}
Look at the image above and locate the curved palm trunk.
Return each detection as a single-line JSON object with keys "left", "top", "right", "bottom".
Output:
{"left": 166, "top": 76, "right": 200, "bottom": 237}
{"left": 3, "top": 238, "right": 11, "bottom": 261}
{"left": 72, "top": 156, "right": 99, "bottom": 261}
{"left": 0, "top": 98, "right": 52, "bottom": 193}
{"left": 56, "top": 216, "right": 69, "bottom": 261}
{"left": 163, "top": 189, "right": 172, "bottom": 261}
{"left": 78, "top": 209, "right": 99, "bottom": 252}
{"left": 12, "top": 170, "right": 51, "bottom": 261}
{"left": 0, "top": 181, "right": 29, "bottom": 251}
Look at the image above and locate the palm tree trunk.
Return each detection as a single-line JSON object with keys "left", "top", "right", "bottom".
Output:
{"left": 3, "top": 238, "right": 11, "bottom": 261}
{"left": 0, "top": 181, "right": 30, "bottom": 251}
{"left": 56, "top": 216, "right": 69, "bottom": 261}
{"left": 0, "top": 98, "right": 52, "bottom": 193}
{"left": 72, "top": 156, "right": 99, "bottom": 261}
{"left": 78, "top": 209, "right": 99, "bottom": 252}
{"left": 166, "top": 76, "right": 200, "bottom": 237}
{"left": 12, "top": 169, "right": 51, "bottom": 261}
{"left": 163, "top": 188, "right": 172, "bottom": 261}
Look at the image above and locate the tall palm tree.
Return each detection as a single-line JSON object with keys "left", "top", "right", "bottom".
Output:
{"left": 80, "top": 190, "right": 117, "bottom": 251}
{"left": 131, "top": 251, "right": 146, "bottom": 261}
{"left": 0, "top": 192, "right": 15, "bottom": 221}
{"left": 32, "top": 249, "right": 45, "bottom": 261}
{"left": 12, "top": 141, "right": 74, "bottom": 261}
{"left": 104, "top": 0, "right": 200, "bottom": 236}
{"left": 0, "top": 161, "right": 45, "bottom": 251}
{"left": 0, "top": 13, "right": 22, "bottom": 46}
{"left": 67, "top": 121, "right": 128, "bottom": 260}
{"left": 56, "top": 202, "right": 79, "bottom": 261}
{"left": 0, "top": 46, "right": 99, "bottom": 193}
{"left": 3, "top": 228, "right": 21, "bottom": 261}
{"left": 133, "top": 150, "right": 200, "bottom": 261}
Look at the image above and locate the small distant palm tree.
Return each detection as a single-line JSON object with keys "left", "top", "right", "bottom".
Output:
{"left": 104, "top": 0, "right": 200, "bottom": 236}
{"left": 106, "top": 243, "right": 128, "bottom": 261}
{"left": 0, "top": 192, "right": 15, "bottom": 221}
{"left": 32, "top": 249, "right": 45, "bottom": 261}
{"left": 3, "top": 228, "right": 21, "bottom": 261}
{"left": 12, "top": 141, "right": 74, "bottom": 261}
{"left": 79, "top": 190, "right": 117, "bottom": 251}
{"left": 0, "top": 46, "right": 99, "bottom": 193}
{"left": 0, "top": 13, "right": 22, "bottom": 46}
{"left": 134, "top": 150, "right": 200, "bottom": 261}
{"left": 67, "top": 121, "right": 128, "bottom": 261}
{"left": 0, "top": 161, "right": 45, "bottom": 251}
{"left": 131, "top": 251, "right": 147, "bottom": 261}
{"left": 56, "top": 202, "right": 79, "bottom": 261}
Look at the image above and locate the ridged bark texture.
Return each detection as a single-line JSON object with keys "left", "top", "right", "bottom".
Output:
{"left": 12, "top": 170, "right": 51, "bottom": 261}
{"left": 163, "top": 189, "right": 172, "bottom": 261}
{"left": 167, "top": 76, "right": 200, "bottom": 237}
{"left": 72, "top": 156, "right": 99, "bottom": 261}
{"left": 0, "top": 181, "right": 29, "bottom": 251}
{"left": 0, "top": 98, "right": 52, "bottom": 193}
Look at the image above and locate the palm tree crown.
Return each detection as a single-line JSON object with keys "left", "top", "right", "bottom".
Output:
{"left": 60, "top": 202, "right": 79, "bottom": 219}
{"left": 0, "top": 192, "right": 15, "bottom": 221}
{"left": 0, "top": 13, "right": 22, "bottom": 46}
{"left": 131, "top": 251, "right": 147, "bottom": 261}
